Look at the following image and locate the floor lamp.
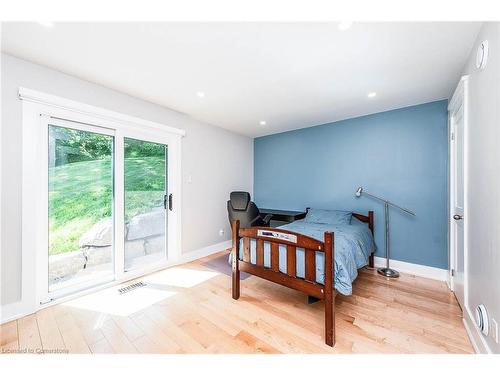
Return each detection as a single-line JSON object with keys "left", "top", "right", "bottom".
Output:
{"left": 355, "top": 187, "right": 416, "bottom": 278}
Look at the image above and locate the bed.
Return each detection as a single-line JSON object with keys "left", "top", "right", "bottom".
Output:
{"left": 230, "top": 208, "right": 375, "bottom": 347}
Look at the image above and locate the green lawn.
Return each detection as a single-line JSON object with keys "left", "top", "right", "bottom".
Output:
{"left": 49, "top": 156, "right": 165, "bottom": 255}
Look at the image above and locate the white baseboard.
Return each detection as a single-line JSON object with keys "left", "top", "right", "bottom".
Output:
{"left": 463, "top": 305, "right": 491, "bottom": 354}
{"left": 0, "top": 239, "right": 231, "bottom": 325}
{"left": 180, "top": 240, "right": 231, "bottom": 263}
{"left": 374, "top": 256, "right": 448, "bottom": 281}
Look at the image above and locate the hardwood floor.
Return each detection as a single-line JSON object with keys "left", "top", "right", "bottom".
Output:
{"left": 0, "top": 250, "right": 473, "bottom": 354}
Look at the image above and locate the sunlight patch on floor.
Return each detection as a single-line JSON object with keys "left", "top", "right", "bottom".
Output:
{"left": 93, "top": 313, "right": 108, "bottom": 330}
{"left": 63, "top": 285, "right": 176, "bottom": 316}
{"left": 141, "top": 267, "right": 219, "bottom": 288}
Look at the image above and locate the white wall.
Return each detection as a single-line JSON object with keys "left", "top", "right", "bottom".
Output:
{"left": 461, "top": 22, "right": 500, "bottom": 353}
{"left": 0, "top": 53, "right": 253, "bottom": 306}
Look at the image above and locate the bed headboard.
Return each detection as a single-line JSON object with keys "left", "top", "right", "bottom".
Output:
{"left": 305, "top": 207, "right": 374, "bottom": 235}
{"left": 352, "top": 211, "right": 374, "bottom": 235}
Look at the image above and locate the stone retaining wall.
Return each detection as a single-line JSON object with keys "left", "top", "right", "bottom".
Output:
{"left": 49, "top": 208, "right": 165, "bottom": 285}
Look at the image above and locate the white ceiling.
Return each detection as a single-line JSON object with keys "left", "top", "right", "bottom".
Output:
{"left": 1, "top": 22, "right": 481, "bottom": 137}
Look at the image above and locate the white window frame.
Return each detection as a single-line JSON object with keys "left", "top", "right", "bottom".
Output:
{"left": 19, "top": 87, "right": 184, "bottom": 310}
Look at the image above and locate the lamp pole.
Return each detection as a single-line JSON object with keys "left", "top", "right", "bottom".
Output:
{"left": 355, "top": 187, "right": 415, "bottom": 278}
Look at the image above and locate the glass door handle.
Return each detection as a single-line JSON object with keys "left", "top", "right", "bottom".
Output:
{"left": 163, "top": 194, "right": 173, "bottom": 210}
{"left": 168, "top": 193, "right": 173, "bottom": 211}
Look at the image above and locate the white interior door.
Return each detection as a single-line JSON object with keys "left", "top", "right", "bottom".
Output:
{"left": 449, "top": 78, "right": 467, "bottom": 311}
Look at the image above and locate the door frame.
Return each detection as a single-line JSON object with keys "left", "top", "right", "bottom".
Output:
{"left": 448, "top": 75, "right": 469, "bottom": 302}
{"left": 20, "top": 87, "right": 184, "bottom": 311}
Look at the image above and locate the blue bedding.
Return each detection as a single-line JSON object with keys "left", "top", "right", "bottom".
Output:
{"left": 230, "top": 217, "right": 375, "bottom": 296}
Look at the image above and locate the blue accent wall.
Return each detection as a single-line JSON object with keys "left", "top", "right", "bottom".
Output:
{"left": 254, "top": 100, "right": 449, "bottom": 269}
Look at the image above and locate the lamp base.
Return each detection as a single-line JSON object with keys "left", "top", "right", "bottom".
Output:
{"left": 377, "top": 267, "right": 399, "bottom": 278}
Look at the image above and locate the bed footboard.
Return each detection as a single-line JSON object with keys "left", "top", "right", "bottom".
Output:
{"left": 231, "top": 220, "right": 336, "bottom": 347}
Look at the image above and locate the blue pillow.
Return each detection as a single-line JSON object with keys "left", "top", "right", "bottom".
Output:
{"left": 304, "top": 209, "right": 352, "bottom": 225}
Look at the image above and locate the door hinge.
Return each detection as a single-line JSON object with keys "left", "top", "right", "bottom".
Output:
{"left": 451, "top": 132, "right": 455, "bottom": 141}
{"left": 451, "top": 269, "right": 455, "bottom": 277}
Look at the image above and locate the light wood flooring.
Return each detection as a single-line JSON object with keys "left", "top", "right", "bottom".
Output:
{"left": 0, "top": 250, "right": 473, "bottom": 354}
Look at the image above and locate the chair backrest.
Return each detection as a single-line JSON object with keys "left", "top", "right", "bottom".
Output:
{"left": 227, "top": 191, "right": 261, "bottom": 228}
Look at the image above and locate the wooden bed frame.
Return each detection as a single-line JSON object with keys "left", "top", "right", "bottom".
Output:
{"left": 231, "top": 210, "right": 374, "bottom": 347}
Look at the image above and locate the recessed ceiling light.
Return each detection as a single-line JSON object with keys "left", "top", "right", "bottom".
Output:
{"left": 37, "top": 21, "right": 54, "bottom": 28}
{"left": 338, "top": 21, "right": 353, "bottom": 31}
{"left": 367, "top": 92, "right": 377, "bottom": 98}
{"left": 259, "top": 120, "right": 267, "bottom": 126}
{"left": 196, "top": 91, "right": 205, "bottom": 98}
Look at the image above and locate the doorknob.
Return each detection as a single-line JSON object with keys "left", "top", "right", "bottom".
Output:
{"left": 453, "top": 214, "right": 463, "bottom": 220}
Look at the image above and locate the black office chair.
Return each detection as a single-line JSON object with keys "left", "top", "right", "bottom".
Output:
{"left": 227, "top": 191, "right": 272, "bottom": 228}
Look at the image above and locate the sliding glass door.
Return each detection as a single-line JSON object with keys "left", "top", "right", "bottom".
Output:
{"left": 124, "top": 138, "right": 168, "bottom": 271}
{"left": 48, "top": 120, "right": 115, "bottom": 293}
{"left": 43, "top": 118, "right": 173, "bottom": 301}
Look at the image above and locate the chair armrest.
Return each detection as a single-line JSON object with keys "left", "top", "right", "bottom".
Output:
{"left": 262, "top": 214, "right": 273, "bottom": 225}
{"left": 249, "top": 213, "right": 273, "bottom": 227}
